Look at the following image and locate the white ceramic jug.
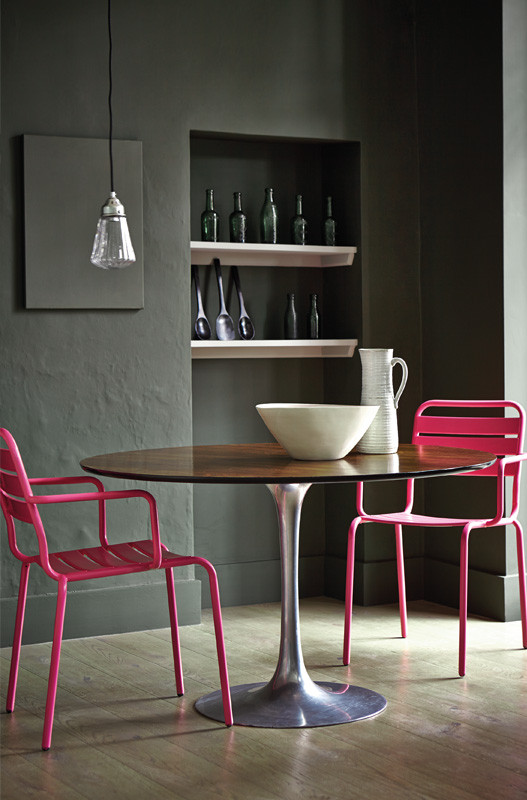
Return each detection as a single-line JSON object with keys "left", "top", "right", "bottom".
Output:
{"left": 356, "top": 348, "right": 408, "bottom": 454}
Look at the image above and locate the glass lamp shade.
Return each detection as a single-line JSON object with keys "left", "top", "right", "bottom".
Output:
{"left": 90, "top": 192, "right": 136, "bottom": 269}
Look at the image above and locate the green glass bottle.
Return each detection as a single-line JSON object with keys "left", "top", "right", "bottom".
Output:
{"left": 323, "top": 195, "right": 336, "bottom": 246}
{"left": 201, "top": 188, "right": 219, "bottom": 242}
{"left": 229, "top": 192, "right": 247, "bottom": 243}
{"left": 284, "top": 292, "right": 298, "bottom": 339}
{"left": 260, "top": 187, "right": 278, "bottom": 244}
{"left": 308, "top": 293, "right": 320, "bottom": 339}
{"left": 291, "top": 194, "right": 307, "bottom": 245}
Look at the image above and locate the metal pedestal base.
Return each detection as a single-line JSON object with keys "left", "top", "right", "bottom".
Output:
{"left": 196, "top": 678, "right": 386, "bottom": 728}
{"left": 196, "top": 483, "right": 387, "bottom": 728}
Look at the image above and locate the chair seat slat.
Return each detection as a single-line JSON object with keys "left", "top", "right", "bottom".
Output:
{"left": 80, "top": 547, "right": 126, "bottom": 568}
{"left": 49, "top": 544, "right": 154, "bottom": 573}
{"left": 109, "top": 542, "right": 154, "bottom": 564}
{"left": 136, "top": 539, "right": 194, "bottom": 566}
{"left": 362, "top": 510, "right": 487, "bottom": 526}
{"left": 48, "top": 555, "right": 75, "bottom": 574}
{"left": 53, "top": 550, "right": 100, "bottom": 571}
{"left": 133, "top": 539, "right": 155, "bottom": 556}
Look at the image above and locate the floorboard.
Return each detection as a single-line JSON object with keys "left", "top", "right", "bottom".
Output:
{"left": 1, "top": 599, "right": 526, "bottom": 800}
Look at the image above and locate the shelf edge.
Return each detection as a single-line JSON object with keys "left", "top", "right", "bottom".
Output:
{"left": 191, "top": 339, "right": 358, "bottom": 359}
{"left": 190, "top": 242, "right": 357, "bottom": 268}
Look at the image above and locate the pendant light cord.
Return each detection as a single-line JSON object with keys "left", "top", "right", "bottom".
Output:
{"left": 107, "top": 0, "right": 114, "bottom": 193}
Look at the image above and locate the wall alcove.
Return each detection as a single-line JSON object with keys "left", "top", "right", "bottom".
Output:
{"left": 189, "top": 131, "right": 364, "bottom": 607}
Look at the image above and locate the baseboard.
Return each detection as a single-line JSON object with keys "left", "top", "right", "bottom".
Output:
{"left": 424, "top": 558, "right": 526, "bottom": 621}
{"left": 323, "top": 554, "right": 525, "bottom": 621}
{"left": 324, "top": 555, "right": 424, "bottom": 605}
{"left": 0, "top": 578, "right": 202, "bottom": 647}
{"left": 202, "top": 556, "right": 325, "bottom": 608}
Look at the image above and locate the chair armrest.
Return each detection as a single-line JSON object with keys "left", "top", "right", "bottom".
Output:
{"left": 29, "top": 489, "right": 162, "bottom": 568}
{"left": 29, "top": 488, "right": 154, "bottom": 505}
{"left": 499, "top": 453, "right": 527, "bottom": 466}
{"left": 28, "top": 478, "right": 108, "bottom": 550}
{"left": 30, "top": 475, "right": 105, "bottom": 491}
{"left": 488, "top": 452, "right": 527, "bottom": 525}
{"left": 355, "top": 477, "right": 415, "bottom": 517}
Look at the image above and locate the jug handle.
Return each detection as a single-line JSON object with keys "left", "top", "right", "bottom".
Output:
{"left": 391, "top": 357, "right": 408, "bottom": 410}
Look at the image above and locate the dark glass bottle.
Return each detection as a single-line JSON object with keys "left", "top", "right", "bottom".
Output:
{"left": 308, "top": 293, "right": 320, "bottom": 339}
{"left": 229, "top": 192, "right": 247, "bottom": 243}
{"left": 291, "top": 194, "right": 307, "bottom": 245}
{"left": 201, "top": 188, "right": 219, "bottom": 242}
{"left": 323, "top": 195, "right": 336, "bottom": 246}
{"left": 260, "top": 187, "right": 278, "bottom": 244}
{"left": 284, "top": 293, "right": 298, "bottom": 339}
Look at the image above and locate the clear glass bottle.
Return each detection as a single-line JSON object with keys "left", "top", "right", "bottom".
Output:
{"left": 323, "top": 195, "right": 336, "bottom": 246}
{"left": 260, "top": 187, "right": 278, "bottom": 244}
{"left": 201, "top": 188, "right": 219, "bottom": 242}
{"left": 229, "top": 191, "right": 247, "bottom": 243}
{"left": 308, "top": 293, "right": 320, "bottom": 339}
{"left": 291, "top": 194, "right": 307, "bottom": 245}
{"left": 284, "top": 292, "right": 298, "bottom": 339}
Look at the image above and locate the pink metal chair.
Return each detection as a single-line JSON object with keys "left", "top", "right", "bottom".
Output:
{"left": 343, "top": 400, "right": 527, "bottom": 676}
{"left": 0, "top": 428, "right": 233, "bottom": 750}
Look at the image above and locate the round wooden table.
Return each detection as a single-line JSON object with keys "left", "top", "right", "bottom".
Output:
{"left": 81, "top": 442, "right": 495, "bottom": 728}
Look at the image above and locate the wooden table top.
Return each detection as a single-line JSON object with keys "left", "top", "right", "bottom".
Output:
{"left": 80, "top": 442, "right": 496, "bottom": 485}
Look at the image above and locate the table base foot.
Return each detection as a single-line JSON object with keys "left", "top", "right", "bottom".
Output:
{"left": 195, "top": 680, "right": 387, "bottom": 728}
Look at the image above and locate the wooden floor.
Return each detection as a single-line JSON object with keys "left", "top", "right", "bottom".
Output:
{"left": 1, "top": 598, "right": 526, "bottom": 800}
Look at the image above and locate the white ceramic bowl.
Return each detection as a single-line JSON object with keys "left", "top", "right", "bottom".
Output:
{"left": 256, "top": 403, "right": 379, "bottom": 461}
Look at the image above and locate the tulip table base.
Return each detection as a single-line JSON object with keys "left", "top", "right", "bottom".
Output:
{"left": 195, "top": 679, "right": 386, "bottom": 728}
{"left": 196, "top": 483, "right": 387, "bottom": 727}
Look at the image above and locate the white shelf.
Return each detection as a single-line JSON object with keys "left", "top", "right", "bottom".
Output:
{"left": 190, "top": 241, "right": 357, "bottom": 268}
{"left": 191, "top": 339, "right": 358, "bottom": 359}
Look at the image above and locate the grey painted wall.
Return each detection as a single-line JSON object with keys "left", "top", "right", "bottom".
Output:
{"left": 1, "top": 0, "right": 199, "bottom": 644}
{"left": 1, "top": 0, "right": 522, "bottom": 647}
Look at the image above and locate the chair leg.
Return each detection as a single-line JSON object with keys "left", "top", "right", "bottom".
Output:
{"left": 458, "top": 524, "right": 472, "bottom": 677}
{"left": 6, "top": 562, "right": 31, "bottom": 713}
{"left": 42, "top": 579, "right": 67, "bottom": 750}
{"left": 514, "top": 520, "right": 527, "bottom": 649}
{"left": 395, "top": 524, "right": 408, "bottom": 638}
{"left": 165, "top": 567, "right": 185, "bottom": 696}
{"left": 200, "top": 562, "right": 233, "bottom": 727}
{"left": 343, "top": 518, "right": 360, "bottom": 666}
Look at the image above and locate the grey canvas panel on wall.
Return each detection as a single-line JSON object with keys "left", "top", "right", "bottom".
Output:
{"left": 24, "top": 135, "right": 144, "bottom": 309}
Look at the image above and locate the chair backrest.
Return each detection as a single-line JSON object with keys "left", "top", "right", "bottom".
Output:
{"left": 412, "top": 400, "right": 525, "bottom": 478}
{"left": 0, "top": 428, "right": 46, "bottom": 563}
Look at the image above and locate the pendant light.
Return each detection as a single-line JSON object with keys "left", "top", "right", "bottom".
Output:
{"left": 90, "top": 0, "right": 136, "bottom": 269}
